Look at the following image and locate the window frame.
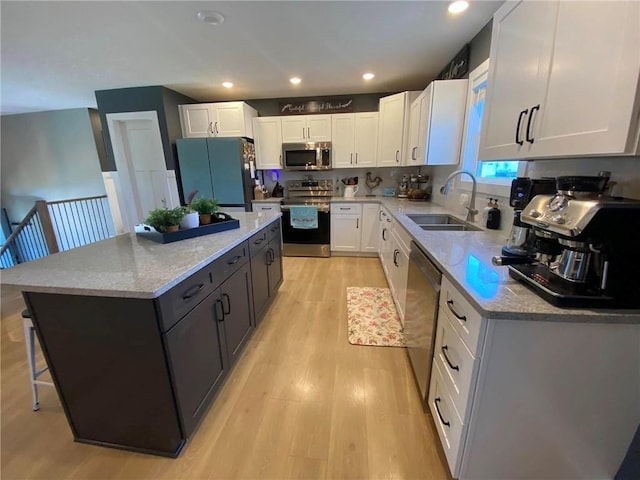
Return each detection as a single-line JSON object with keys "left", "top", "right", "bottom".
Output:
{"left": 459, "top": 58, "right": 526, "bottom": 197}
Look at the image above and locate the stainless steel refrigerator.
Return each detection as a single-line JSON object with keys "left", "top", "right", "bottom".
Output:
{"left": 176, "top": 137, "right": 255, "bottom": 211}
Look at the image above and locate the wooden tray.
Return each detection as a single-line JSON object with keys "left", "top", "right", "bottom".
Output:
{"left": 135, "top": 216, "right": 240, "bottom": 244}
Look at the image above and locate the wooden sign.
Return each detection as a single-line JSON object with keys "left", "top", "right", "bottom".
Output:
{"left": 279, "top": 98, "right": 354, "bottom": 115}
{"left": 437, "top": 44, "right": 470, "bottom": 80}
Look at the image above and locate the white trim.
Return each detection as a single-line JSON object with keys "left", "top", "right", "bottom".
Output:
{"left": 102, "top": 171, "right": 128, "bottom": 234}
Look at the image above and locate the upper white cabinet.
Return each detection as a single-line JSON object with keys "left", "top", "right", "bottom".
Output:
{"left": 281, "top": 115, "right": 332, "bottom": 143}
{"left": 180, "top": 102, "right": 258, "bottom": 139}
{"left": 479, "top": 0, "right": 640, "bottom": 161}
{"left": 377, "top": 91, "right": 420, "bottom": 166}
{"left": 405, "top": 80, "right": 468, "bottom": 166}
{"left": 252, "top": 117, "right": 283, "bottom": 170}
{"left": 332, "top": 112, "right": 379, "bottom": 168}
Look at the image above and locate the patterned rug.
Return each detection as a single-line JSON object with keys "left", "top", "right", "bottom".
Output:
{"left": 346, "top": 287, "right": 405, "bottom": 347}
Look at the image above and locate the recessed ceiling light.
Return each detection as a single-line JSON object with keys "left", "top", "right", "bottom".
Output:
{"left": 290, "top": 77, "right": 302, "bottom": 85}
{"left": 222, "top": 82, "right": 234, "bottom": 88}
{"left": 448, "top": 0, "right": 469, "bottom": 14}
{"left": 196, "top": 10, "right": 225, "bottom": 25}
{"left": 363, "top": 73, "right": 375, "bottom": 81}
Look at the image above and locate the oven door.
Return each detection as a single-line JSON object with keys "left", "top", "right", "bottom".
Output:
{"left": 281, "top": 207, "right": 331, "bottom": 257}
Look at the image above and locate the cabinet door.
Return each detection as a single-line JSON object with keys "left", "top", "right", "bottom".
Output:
{"left": 479, "top": 1, "right": 556, "bottom": 161}
{"left": 360, "top": 204, "right": 380, "bottom": 253}
{"left": 219, "top": 263, "right": 254, "bottom": 366}
{"left": 252, "top": 202, "right": 281, "bottom": 213}
{"left": 281, "top": 117, "right": 307, "bottom": 142}
{"left": 393, "top": 238, "right": 409, "bottom": 323}
{"left": 250, "top": 245, "right": 270, "bottom": 323}
{"left": 377, "top": 92, "right": 407, "bottom": 166}
{"left": 353, "top": 113, "right": 378, "bottom": 167}
{"left": 426, "top": 80, "right": 467, "bottom": 166}
{"left": 330, "top": 214, "right": 361, "bottom": 252}
{"left": 416, "top": 86, "right": 433, "bottom": 165}
{"left": 164, "top": 291, "right": 227, "bottom": 436}
{"left": 207, "top": 138, "right": 245, "bottom": 205}
{"left": 176, "top": 138, "right": 215, "bottom": 201}
{"left": 253, "top": 117, "right": 283, "bottom": 169}
{"left": 180, "top": 104, "right": 214, "bottom": 138}
{"left": 211, "top": 103, "right": 245, "bottom": 137}
{"left": 331, "top": 114, "right": 356, "bottom": 168}
{"left": 405, "top": 93, "right": 423, "bottom": 166}
{"left": 531, "top": 1, "right": 640, "bottom": 157}
{"left": 268, "top": 238, "right": 283, "bottom": 295}
{"left": 307, "top": 115, "right": 332, "bottom": 141}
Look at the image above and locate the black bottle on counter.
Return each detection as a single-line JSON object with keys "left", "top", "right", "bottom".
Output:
{"left": 486, "top": 200, "right": 501, "bottom": 230}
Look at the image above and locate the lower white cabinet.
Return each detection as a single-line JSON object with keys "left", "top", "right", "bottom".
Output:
{"left": 330, "top": 203, "right": 362, "bottom": 252}
{"left": 251, "top": 202, "right": 282, "bottom": 213}
{"left": 388, "top": 229, "right": 409, "bottom": 323}
{"left": 360, "top": 204, "right": 380, "bottom": 253}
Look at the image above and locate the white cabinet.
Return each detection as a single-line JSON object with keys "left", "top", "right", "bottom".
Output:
{"left": 479, "top": 0, "right": 640, "bottom": 161}
{"left": 251, "top": 202, "right": 281, "bottom": 213}
{"left": 388, "top": 226, "right": 410, "bottom": 323}
{"left": 405, "top": 80, "right": 468, "bottom": 166}
{"left": 252, "top": 117, "right": 283, "bottom": 169}
{"left": 377, "top": 91, "right": 420, "bottom": 166}
{"left": 360, "top": 204, "right": 380, "bottom": 253}
{"left": 330, "top": 203, "right": 362, "bottom": 253}
{"left": 332, "top": 113, "right": 379, "bottom": 168}
{"left": 179, "top": 102, "right": 257, "bottom": 139}
{"left": 379, "top": 208, "right": 393, "bottom": 277}
{"left": 281, "top": 115, "right": 331, "bottom": 143}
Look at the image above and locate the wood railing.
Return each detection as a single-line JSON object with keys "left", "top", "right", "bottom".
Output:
{"left": 1, "top": 195, "right": 114, "bottom": 268}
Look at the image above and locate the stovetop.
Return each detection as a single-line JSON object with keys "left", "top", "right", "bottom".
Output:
{"left": 283, "top": 179, "right": 333, "bottom": 210}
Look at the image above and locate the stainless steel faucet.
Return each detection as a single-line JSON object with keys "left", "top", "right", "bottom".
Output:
{"left": 440, "top": 170, "right": 479, "bottom": 223}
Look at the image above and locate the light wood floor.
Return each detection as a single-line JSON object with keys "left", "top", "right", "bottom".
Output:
{"left": 1, "top": 256, "right": 450, "bottom": 480}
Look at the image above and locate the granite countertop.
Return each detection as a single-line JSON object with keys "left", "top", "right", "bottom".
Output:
{"left": 330, "top": 196, "right": 640, "bottom": 323}
{"left": 1, "top": 212, "right": 281, "bottom": 300}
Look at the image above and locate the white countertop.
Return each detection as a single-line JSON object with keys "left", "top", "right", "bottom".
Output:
{"left": 1, "top": 212, "right": 281, "bottom": 300}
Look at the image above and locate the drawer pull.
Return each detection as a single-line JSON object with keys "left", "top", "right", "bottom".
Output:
{"left": 254, "top": 237, "right": 265, "bottom": 245}
{"left": 441, "top": 345, "right": 460, "bottom": 371}
{"left": 434, "top": 398, "right": 450, "bottom": 427}
{"left": 393, "top": 249, "right": 399, "bottom": 267}
{"left": 340, "top": 207, "right": 350, "bottom": 210}
{"left": 446, "top": 299, "right": 467, "bottom": 322}
{"left": 227, "top": 255, "right": 242, "bottom": 265}
{"left": 215, "top": 298, "right": 225, "bottom": 322}
{"left": 182, "top": 284, "right": 205, "bottom": 300}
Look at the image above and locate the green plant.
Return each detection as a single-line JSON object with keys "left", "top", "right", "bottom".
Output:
{"left": 144, "top": 205, "right": 185, "bottom": 232}
{"left": 190, "top": 196, "right": 219, "bottom": 215}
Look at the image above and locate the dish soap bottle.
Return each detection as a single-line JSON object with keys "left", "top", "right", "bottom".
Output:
{"left": 486, "top": 199, "right": 501, "bottom": 230}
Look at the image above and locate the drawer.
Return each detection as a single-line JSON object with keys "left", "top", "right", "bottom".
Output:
{"left": 266, "top": 219, "right": 281, "bottom": 243}
{"left": 331, "top": 203, "right": 362, "bottom": 215}
{"left": 248, "top": 228, "right": 269, "bottom": 257}
{"left": 428, "top": 360, "right": 465, "bottom": 478}
{"left": 440, "top": 276, "right": 485, "bottom": 356}
{"left": 156, "top": 266, "right": 214, "bottom": 332}
{"left": 434, "top": 309, "right": 479, "bottom": 423}
{"left": 210, "top": 241, "right": 249, "bottom": 289}
{"left": 252, "top": 203, "right": 281, "bottom": 213}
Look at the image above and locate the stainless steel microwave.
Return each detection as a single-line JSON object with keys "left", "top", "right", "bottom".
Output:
{"left": 283, "top": 142, "right": 332, "bottom": 171}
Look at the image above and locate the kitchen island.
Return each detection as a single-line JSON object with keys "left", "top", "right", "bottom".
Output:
{"left": 2, "top": 212, "right": 283, "bottom": 457}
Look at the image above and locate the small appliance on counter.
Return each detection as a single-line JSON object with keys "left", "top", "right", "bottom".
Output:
{"left": 398, "top": 175, "right": 410, "bottom": 198}
{"left": 495, "top": 173, "right": 640, "bottom": 308}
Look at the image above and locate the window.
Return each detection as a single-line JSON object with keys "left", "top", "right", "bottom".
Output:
{"left": 459, "top": 59, "right": 523, "bottom": 194}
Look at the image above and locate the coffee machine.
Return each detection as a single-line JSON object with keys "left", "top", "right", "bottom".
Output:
{"left": 505, "top": 176, "right": 640, "bottom": 308}
{"left": 501, "top": 177, "right": 556, "bottom": 258}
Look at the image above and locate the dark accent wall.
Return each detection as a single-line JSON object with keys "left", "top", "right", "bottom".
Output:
{"left": 468, "top": 21, "right": 492, "bottom": 73}
{"left": 95, "top": 86, "right": 197, "bottom": 171}
{"left": 245, "top": 92, "right": 394, "bottom": 117}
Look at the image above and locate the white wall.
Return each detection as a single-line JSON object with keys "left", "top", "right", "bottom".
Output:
{"left": 1, "top": 108, "right": 106, "bottom": 222}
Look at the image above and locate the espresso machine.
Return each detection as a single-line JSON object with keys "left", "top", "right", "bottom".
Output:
{"left": 502, "top": 175, "right": 640, "bottom": 308}
{"left": 501, "top": 177, "right": 556, "bottom": 258}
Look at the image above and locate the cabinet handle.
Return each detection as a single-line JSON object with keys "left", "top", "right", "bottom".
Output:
{"left": 350, "top": 153, "right": 353, "bottom": 164}
{"left": 356, "top": 218, "right": 359, "bottom": 229}
{"left": 395, "top": 150, "right": 400, "bottom": 163}
{"left": 182, "top": 283, "right": 205, "bottom": 300}
{"left": 355, "top": 153, "right": 358, "bottom": 164}
{"left": 208, "top": 122, "right": 213, "bottom": 136}
{"left": 434, "top": 398, "right": 451, "bottom": 427}
{"left": 382, "top": 228, "right": 387, "bottom": 241}
{"left": 263, "top": 207, "right": 272, "bottom": 210}
{"left": 441, "top": 345, "right": 460, "bottom": 371}
{"left": 227, "top": 255, "right": 242, "bottom": 265}
{"left": 279, "top": 154, "right": 283, "bottom": 166}
{"left": 515, "top": 109, "right": 528, "bottom": 146}
{"left": 215, "top": 298, "right": 225, "bottom": 322}
{"left": 307, "top": 127, "right": 310, "bottom": 139}
{"left": 379, "top": 211, "right": 383, "bottom": 221}
{"left": 446, "top": 299, "right": 467, "bottom": 322}
{"left": 412, "top": 146, "right": 417, "bottom": 160}
{"left": 526, "top": 104, "right": 540, "bottom": 144}
{"left": 254, "top": 237, "right": 265, "bottom": 245}
{"left": 222, "top": 293, "right": 231, "bottom": 315}
{"left": 340, "top": 207, "right": 350, "bottom": 210}
{"left": 302, "top": 127, "right": 306, "bottom": 139}
{"left": 265, "top": 248, "right": 273, "bottom": 266}
{"left": 393, "top": 249, "right": 399, "bottom": 267}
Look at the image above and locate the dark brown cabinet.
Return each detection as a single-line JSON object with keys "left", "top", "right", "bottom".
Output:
{"left": 250, "top": 220, "right": 283, "bottom": 324}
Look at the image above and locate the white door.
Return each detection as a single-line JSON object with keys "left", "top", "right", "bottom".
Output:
{"left": 307, "top": 115, "right": 332, "bottom": 141}
{"left": 405, "top": 93, "right": 423, "bottom": 165}
{"left": 377, "top": 92, "right": 406, "bottom": 166}
{"left": 107, "top": 111, "right": 179, "bottom": 231}
{"left": 330, "top": 214, "right": 360, "bottom": 252}
{"left": 360, "top": 204, "right": 380, "bottom": 252}
{"left": 281, "top": 117, "right": 307, "bottom": 142}
{"left": 180, "top": 104, "right": 213, "bottom": 137}
{"left": 331, "top": 114, "right": 355, "bottom": 168}
{"left": 213, "top": 102, "right": 244, "bottom": 137}
{"left": 253, "top": 117, "right": 283, "bottom": 169}
{"left": 353, "top": 112, "right": 378, "bottom": 167}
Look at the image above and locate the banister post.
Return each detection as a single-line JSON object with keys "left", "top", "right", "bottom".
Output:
{"left": 35, "top": 201, "right": 59, "bottom": 254}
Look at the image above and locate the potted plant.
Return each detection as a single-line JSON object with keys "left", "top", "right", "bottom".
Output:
{"left": 144, "top": 205, "right": 185, "bottom": 233}
{"left": 179, "top": 205, "right": 199, "bottom": 229}
{"left": 190, "top": 196, "right": 219, "bottom": 225}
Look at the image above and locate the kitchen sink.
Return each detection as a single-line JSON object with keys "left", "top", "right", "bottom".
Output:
{"left": 406, "top": 214, "right": 482, "bottom": 232}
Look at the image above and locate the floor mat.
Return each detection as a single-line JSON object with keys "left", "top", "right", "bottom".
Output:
{"left": 346, "top": 287, "right": 405, "bottom": 347}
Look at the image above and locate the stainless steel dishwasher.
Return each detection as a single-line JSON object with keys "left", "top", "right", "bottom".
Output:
{"left": 404, "top": 241, "right": 442, "bottom": 405}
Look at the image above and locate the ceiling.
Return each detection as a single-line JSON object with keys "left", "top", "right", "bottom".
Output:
{"left": 0, "top": 1, "right": 503, "bottom": 115}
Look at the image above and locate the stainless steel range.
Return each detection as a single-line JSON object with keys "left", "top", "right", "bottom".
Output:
{"left": 281, "top": 179, "right": 333, "bottom": 257}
